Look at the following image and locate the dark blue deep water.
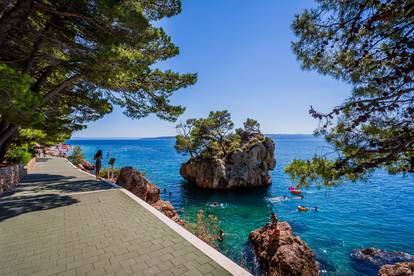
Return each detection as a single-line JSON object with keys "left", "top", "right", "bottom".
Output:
{"left": 67, "top": 135, "right": 414, "bottom": 275}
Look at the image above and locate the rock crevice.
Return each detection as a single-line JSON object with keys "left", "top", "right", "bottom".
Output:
{"left": 180, "top": 137, "right": 276, "bottom": 189}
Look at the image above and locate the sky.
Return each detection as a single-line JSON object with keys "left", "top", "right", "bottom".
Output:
{"left": 73, "top": 0, "right": 351, "bottom": 138}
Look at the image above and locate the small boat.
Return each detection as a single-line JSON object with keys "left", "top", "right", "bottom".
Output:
{"left": 291, "top": 189, "right": 302, "bottom": 195}
{"left": 288, "top": 186, "right": 296, "bottom": 191}
{"left": 298, "top": 206, "right": 309, "bottom": 212}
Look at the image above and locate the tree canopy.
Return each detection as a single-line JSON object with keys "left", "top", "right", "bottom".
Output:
{"left": 175, "top": 111, "right": 265, "bottom": 159}
{"left": 0, "top": 0, "right": 196, "bottom": 162}
{"left": 286, "top": 0, "right": 414, "bottom": 186}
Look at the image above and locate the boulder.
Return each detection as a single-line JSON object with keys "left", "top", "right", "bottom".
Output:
{"left": 180, "top": 137, "right": 276, "bottom": 189}
{"left": 379, "top": 262, "right": 414, "bottom": 276}
{"left": 116, "top": 167, "right": 160, "bottom": 204}
{"left": 116, "top": 167, "right": 183, "bottom": 225}
{"left": 152, "top": 200, "right": 185, "bottom": 225}
{"left": 249, "top": 218, "right": 319, "bottom": 276}
{"left": 350, "top": 248, "right": 414, "bottom": 269}
{"left": 81, "top": 160, "right": 95, "bottom": 171}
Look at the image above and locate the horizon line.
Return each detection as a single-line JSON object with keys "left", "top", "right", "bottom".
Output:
{"left": 69, "top": 133, "right": 318, "bottom": 140}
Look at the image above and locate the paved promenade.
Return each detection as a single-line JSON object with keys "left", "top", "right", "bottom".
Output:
{"left": 0, "top": 157, "right": 243, "bottom": 276}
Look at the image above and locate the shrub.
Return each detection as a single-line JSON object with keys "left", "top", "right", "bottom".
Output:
{"left": 68, "top": 146, "right": 84, "bottom": 165}
{"left": 99, "top": 168, "right": 121, "bottom": 179}
{"left": 184, "top": 210, "right": 220, "bottom": 247}
{"left": 5, "top": 144, "right": 33, "bottom": 164}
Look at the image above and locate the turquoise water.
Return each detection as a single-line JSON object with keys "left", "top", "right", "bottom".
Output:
{"left": 67, "top": 135, "right": 414, "bottom": 275}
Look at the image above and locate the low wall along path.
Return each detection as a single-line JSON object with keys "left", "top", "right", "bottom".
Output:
{"left": 0, "top": 157, "right": 251, "bottom": 276}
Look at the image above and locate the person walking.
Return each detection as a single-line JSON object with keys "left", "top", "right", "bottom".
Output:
{"left": 94, "top": 150, "right": 103, "bottom": 180}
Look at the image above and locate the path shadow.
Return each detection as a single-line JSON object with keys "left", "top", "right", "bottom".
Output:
{"left": 21, "top": 173, "right": 76, "bottom": 183}
{"left": 3, "top": 173, "right": 115, "bottom": 198}
{"left": 0, "top": 193, "right": 79, "bottom": 221}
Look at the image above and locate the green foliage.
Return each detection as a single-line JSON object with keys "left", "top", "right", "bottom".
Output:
{"left": 243, "top": 118, "right": 260, "bottom": 135}
{"left": 99, "top": 167, "right": 121, "bottom": 178}
{"left": 0, "top": 0, "right": 196, "bottom": 161}
{"left": 68, "top": 146, "right": 84, "bottom": 165}
{"left": 5, "top": 144, "right": 32, "bottom": 164}
{"left": 175, "top": 111, "right": 264, "bottom": 159}
{"left": 184, "top": 210, "right": 220, "bottom": 247}
{"left": 287, "top": 0, "right": 414, "bottom": 185}
{"left": 285, "top": 157, "right": 347, "bottom": 187}
{"left": 0, "top": 64, "right": 43, "bottom": 127}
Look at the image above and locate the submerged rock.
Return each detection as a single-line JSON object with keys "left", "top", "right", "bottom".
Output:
{"left": 379, "top": 262, "right": 414, "bottom": 276}
{"left": 180, "top": 137, "right": 276, "bottom": 189}
{"left": 249, "top": 218, "right": 319, "bottom": 276}
{"left": 350, "top": 248, "right": 414, "bottom": 271}
{"left": 117, "top": 167, "right": 183, "bottom": 224}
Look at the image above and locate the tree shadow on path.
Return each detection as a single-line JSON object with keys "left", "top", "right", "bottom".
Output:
{"left": 0, "top": 193, "right": 79, "bottom": 222}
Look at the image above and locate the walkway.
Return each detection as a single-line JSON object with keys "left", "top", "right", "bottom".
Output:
{"left": 0, "top": 157, "right": 247, "bottom": 276}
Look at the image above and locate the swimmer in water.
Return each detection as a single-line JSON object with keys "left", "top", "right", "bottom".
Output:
{"left": 314, "top": 207, "right": 318, "bottom": 212}
{"left": 283, "top": 195, "right": 287, "bottom": 199}
{"left": 163, "top": 188, "right": 166, "bottom": 193}
{"left": 218, "top": 229, "right": 224, "bottom": 242}
{"left": 169, "top": 192, "right": 172, "bottom": 197}
{"left": 301, "top": 195, "right": 304, "bottom": 199}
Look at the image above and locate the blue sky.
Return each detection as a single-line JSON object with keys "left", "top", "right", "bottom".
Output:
{"left": 74, "top": 0, "right": 351, "bottom": 138}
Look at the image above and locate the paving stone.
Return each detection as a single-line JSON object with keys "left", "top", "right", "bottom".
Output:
{"left": 0, "top": 157, "right": 232, "bottom": 276}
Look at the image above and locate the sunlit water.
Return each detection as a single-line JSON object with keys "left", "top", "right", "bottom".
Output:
{"left": 67, "top": 135, "right": 414, "bottom": 275}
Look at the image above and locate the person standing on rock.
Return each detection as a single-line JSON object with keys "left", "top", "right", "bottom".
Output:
{"left": 94, "top": 150, "right": 103, "bottom": 180}
{"left": 270, "top": 212, "right": 278, "bottom": 225}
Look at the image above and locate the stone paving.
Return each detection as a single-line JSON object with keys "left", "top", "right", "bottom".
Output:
{"left": 0, "top": 157, "right": 233, "bottom": 276}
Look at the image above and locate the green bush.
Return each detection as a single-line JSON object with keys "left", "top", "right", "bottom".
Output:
{"left": 68, "top": 146, "right": 84, "bottom": 165}
{"left": 99, "top": 167, "right": 121, "bottom": 179}
{"left": 5, "top": 144, "right": 33, "bottom": 164}
{"left": 184, "top": 210, "right": 220, "bottom": 247}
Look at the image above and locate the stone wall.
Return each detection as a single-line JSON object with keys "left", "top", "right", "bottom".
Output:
{"left": 0, "top": 163, "right": 26, "bottom": 195}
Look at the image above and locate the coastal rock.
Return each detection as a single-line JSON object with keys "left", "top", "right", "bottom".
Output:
{"left": 152, "top": 200, "right": 185, "bottom": 225}
{"left": 249, "top": 219, "right": 319, "bottom": 276}
{"left": 116, "top": 167, "right": 182, "bottom": 224}
{"left": 350, "top": 248, "right": 414, "bottom": 269}
{"left": 180, "top": 137, "right": 276, "bottom": 189}
{"left": 81, "top": 160, "right": 95, "bottom": 171}
{"left": 379, "top": 262, "right": 414, "bottom": 276}
{"left": 116, "top": 167, "right": 160, "bottom": 204}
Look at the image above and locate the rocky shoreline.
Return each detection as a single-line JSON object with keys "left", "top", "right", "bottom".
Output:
{"left": 116, "top": 167, "right": 184, "bottom": 225}
{"left": 350, "top": 247, "right": 414, "bottom": 275}
{"left": 379, "top": 262, "right": 414, "bottom": 275}
{"left": 65, "top": 147, "right": 414, "bottom": 276}
{"left": 249, "top": 215, "right": 319, "bottom": 276}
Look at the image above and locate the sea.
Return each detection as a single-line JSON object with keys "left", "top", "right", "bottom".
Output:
{"left": 67, "top": 135, "right": 414, "bottom": 276}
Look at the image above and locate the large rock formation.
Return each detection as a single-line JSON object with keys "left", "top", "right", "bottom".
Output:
{"left": 116, "top": 167, "right": 160, "bottom": 204}
{"left": 180, "top": 137, "right": 276, "bottom": 189}
{"left": 116, "top": 167, "right": 184, "bottom": 225}
{"left": 379, "top": 262, "right": 414, "bottom": 276}
{"left": 249, "top": 218, "right": 319, "bottom": 276}
{"left": 350, "top": 248, "right": 414, "bottom": 272}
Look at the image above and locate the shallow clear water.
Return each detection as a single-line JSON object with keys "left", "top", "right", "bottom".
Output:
{"left": 67, "top": 135, "right": 414, "bottom": 275}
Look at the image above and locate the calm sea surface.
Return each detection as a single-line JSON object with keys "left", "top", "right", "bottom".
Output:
{"left": 67, "top": 135, "right": 414, "bottom": 275}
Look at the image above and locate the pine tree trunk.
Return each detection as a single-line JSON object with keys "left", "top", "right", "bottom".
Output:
{"left": 0, "top": 0, "right": 34, "bottom": 47}
{"left": 0, "top": 124, "right": 18, "bottom": 162}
